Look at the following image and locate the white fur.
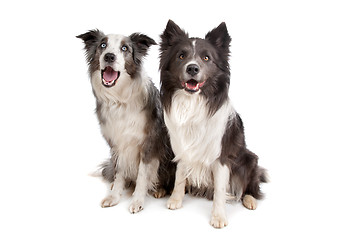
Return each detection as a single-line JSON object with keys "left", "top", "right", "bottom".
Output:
{"left": 92, "top": 69, "right": 149, "bottom": 180}
{"left": 130, "top": 159, "right": 159, "bottom": 213}
{"left": 210, "top": 162, "right": 230, "bottom": 228}
{"left": 92, "top": 35, "right": 157, "bottom": 212}
{"left": 192, "top": 39, "right": 196, "bottom": 57}
{"left": 164, "top": 89, "right": 234, "bottom": 187}
{"left": 165, "top": 89, "right": 235, "bottom": 227}
{"left": 100, "top": 34, "right": 127, "bottom": 73}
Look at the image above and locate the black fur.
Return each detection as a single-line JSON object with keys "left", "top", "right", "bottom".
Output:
{"left": 160, "top": 21, "right": 231, "bottom": 116}
{"left": 125, "top": 33, "right": 157, "bottom": 78}
{"left": 141, "top": 81, "right": 176, "bottom": 193}
{"left": 159, "top": 20, "right": 267, "bottom": 201}
{"left": 76, "top": 29, "right": 106, "bottom": 75}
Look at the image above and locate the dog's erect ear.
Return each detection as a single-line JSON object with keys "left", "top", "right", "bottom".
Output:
{"left": 159, "top": 20, "right": 188, "bottom": 70}
{"left": 205, "top": 22, "right": 231, "bottom": 51}
{"left": 76, "top": 29, "right": 105, "bottom": 64}
{"left": 130, "top": 33, "right": 157, "bottom": 65}
{"left": 160, "top": 20, "right": 188, "bottom": 47}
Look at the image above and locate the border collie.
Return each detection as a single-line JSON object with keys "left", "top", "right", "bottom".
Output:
{"left": 159, "top": 20, "right": 268, "bottom": 228}
{"left": 77, "top": 30, "right": 175, "bottom": 213}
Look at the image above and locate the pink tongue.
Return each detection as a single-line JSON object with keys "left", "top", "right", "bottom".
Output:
{"left": 103, "top": 67, "right": 118, "bottom": 82}
{"left": 186, "top": 80, "right": 199, "bottom": 89}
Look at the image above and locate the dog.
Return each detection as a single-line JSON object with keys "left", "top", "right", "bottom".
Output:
{"left": 159, "top": 20, "right": 268, "bottom": 228}
{"left": 77, "top": 30, "right": 175, "bottom": 213}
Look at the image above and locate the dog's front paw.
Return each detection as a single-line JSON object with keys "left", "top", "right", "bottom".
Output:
{"left": 101, "top": 195, "right": 120, "bottom": 208}
{"left": 242, "top": 195, "right": 257, "bottom": 210}
{"left": 210, "top": 214, "right": 228, "bottom": 229}
{"left": 167, "top": 197, "right": 182, "bottom": 210}
{"left": 129, "top": 199, "right": 144, "bottom": 214}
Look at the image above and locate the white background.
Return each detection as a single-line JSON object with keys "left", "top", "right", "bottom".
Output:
{"left": 0, "top": 0, "right": 359, "bottom": 239}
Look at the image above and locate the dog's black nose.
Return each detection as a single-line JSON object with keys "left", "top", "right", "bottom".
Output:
{"left": 104, "top": 53, "right": 116, "bottom": 63}
{"left": 186, "top": 64, "right": 200, "bottom": 76}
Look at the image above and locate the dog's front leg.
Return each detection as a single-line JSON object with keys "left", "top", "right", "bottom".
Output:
{"left": 210, "top": 161, "right": 230, "bottom": 228}
{"left": 167, "top": 162, "right": 186, "bottom": 210}
{"left": 101, "top": 172, "right": 125, "bottom": 208}
{"left": 129, "top": 159, "right": 159, "bottom": 213}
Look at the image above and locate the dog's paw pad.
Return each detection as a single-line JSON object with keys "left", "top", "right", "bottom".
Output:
{"left": 153, "top": 188, "right": 167, "bottom": 198}
{"left": 129, "top": 200, "right": 144, "bottom": 214}
{"left": 210, "top": 215, "right": 228, "bottom": 228}
{"left": 167, "top": 197, "right": 182, "bottom": 210}
{"left": 101, "top": 195, "right": 120, "bottom": 208}
{"left": 242, "top": 195, "right": 257, "bottom": 210}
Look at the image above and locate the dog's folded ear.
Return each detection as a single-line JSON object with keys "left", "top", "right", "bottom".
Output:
{"left": 130, "top": 33, "right": 157, "bottom": 65}
{"left": 76, "top": 29, "right": 105, "bottom": 45}
{"left": 76, "top": 29, "right": 105, "bottom": 64}
{"left": 205, "top": 22, "right": 231, "bottom": 51}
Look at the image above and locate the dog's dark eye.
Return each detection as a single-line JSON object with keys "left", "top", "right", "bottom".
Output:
{"left": 121, "top": 46, "right": 128, "bottom": 52}
{"left": 179, "top": 54, "right": 185, "bottom": 60}
{"left": 101, "top": 43, "right": 107, "bottom": 48}
{"left": 203, "top": 56, "right": 210, "bottom": 61}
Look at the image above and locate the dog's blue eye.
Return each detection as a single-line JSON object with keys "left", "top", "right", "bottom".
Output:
{"left": 101, "top": 43, "right": 107, "bottom": 48}
{"left": 121, "top": 46, "right": 128, "bottom": 52}
{"left": 179, "top": 54, "right": 185, "bottom": 60}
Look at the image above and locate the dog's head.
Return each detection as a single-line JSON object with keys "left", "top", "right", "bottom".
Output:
{"left": 159, "top": 20, "right": 231, "bottom": 113}
{"left": 160, "top": 20, "right": 231, "bottom": 93}
{"left": 77, "top": 30, "right": 156, "bottom": 88}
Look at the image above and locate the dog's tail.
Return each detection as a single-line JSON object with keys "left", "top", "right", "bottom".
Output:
{"left": 87, "top": 159, "right": 116, "bottom": 184}
{"left": 245, "top": 166, "right": 269, "bottom": 200}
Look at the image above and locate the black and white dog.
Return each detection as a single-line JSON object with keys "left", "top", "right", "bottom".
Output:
{"left": 77, "top": 30, "right": 175, "bottom": 213}
{"left": 159, "top": 20, "right": 268, "bottom": 228}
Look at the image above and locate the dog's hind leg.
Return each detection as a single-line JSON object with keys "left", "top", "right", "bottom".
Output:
{"left": 242, "top": 194, "right": 257, "bottom": 210}
{"left": 153, "top": 188, "right": 167, "bottom": 198}
{"left": 129, "top": 159, "right": 159, "bottom": 213}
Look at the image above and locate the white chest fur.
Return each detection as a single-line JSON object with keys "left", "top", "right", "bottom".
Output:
{"left": 164, "top": 90, "right": 234, "bottom": 187}
{"left": 100, "top": 101, "right": 147, "bottom": 148}
{"left": 99, "top": 101, "right": 147, "bottom": 180}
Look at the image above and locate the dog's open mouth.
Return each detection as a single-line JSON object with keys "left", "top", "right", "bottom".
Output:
{"left": 184, "top": 79, "right": 205, "bottom": 93}
{"left": 101, "top": 67, "right": 120, "bottom": 87}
